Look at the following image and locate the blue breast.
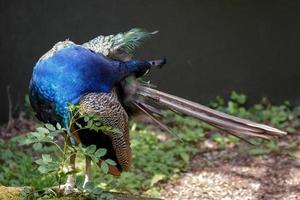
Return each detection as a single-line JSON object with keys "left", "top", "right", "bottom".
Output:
{"left": 29, "top": 45, "right": 121, "bottom": 125}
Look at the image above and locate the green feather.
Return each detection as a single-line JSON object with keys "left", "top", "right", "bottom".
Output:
{"left": 111, "top": 28, "right": 158, "bottom": 54}
{"left": 83, "top": 28, "right": 158, "bottom": 60}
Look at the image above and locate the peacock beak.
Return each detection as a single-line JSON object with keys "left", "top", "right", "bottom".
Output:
{"left": 148, "top": 58, "right": 167, "bottom": 68}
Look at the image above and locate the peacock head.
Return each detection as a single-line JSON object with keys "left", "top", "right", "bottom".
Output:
{"left": 126, "top": 58, "right": 167, "bottom": 78}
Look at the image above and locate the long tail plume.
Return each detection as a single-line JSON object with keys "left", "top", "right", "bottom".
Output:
{"left": 133, "top": 85, "right": 286, "bottom": 140}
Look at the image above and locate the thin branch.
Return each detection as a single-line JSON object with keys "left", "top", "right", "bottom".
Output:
{"left": 39, "top": 140, "right": 64, "bottom": 154}
{"left": 6, "top": 85, "right": 13, "bottom": 129}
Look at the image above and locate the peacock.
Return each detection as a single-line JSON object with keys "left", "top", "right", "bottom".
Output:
{"left": 29, "top": 28, "right": 286, "bottom": 194}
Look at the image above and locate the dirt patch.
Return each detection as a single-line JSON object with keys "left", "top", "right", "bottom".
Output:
{"left": 0, "top": 118, "right": 36, "bottom": 140}
{"left": 162, "top": 135, "right": 300, "bottom": 200}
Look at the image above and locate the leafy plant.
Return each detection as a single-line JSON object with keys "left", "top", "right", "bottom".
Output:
{"left": 18, "top": 104, "right": 118, "bottom": 199}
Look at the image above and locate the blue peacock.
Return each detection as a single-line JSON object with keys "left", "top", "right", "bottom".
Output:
{"left": 29, "top": 28, "right": 286, "bottom": 193}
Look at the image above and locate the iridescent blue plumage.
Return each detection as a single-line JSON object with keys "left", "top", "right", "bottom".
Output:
{"left": 29, "top": 44, "right": 152, "bottom": 126}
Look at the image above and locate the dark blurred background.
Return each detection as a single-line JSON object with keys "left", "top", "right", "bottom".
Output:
{"left": 0, "top": 0, "right": 300, "bottom": 123}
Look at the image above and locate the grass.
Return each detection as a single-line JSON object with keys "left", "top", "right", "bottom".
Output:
{"left": 0, "top": 91, "right": 299, "bottom": 199}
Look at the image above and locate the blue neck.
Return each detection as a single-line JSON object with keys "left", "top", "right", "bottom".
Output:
{"left": 30, "top": 45, "right": 152, "bottom": 126}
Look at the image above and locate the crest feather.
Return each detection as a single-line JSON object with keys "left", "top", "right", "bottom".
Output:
{"left": 83, "top": 28, "right": 158, "bottom": 60}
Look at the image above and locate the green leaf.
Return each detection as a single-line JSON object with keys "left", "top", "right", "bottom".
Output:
{"left": 101, "top": 162, "right": 109, "bottom": 174}
{"left": 1, "top": 149, "right": 13, "bottom": 159}
{"left": 56, "top": 123, "right": 62, "bottom": 130}
{"left": 31, "top": 131, "right": 46, "bottom": 140}
{"left": 84, "top": 116, "right": 90, "bottom": 122}
{"left": 33, "top": 143, "right": 42, "bottom": 151}
{"left": 76, "top": 122, "right": 83, "bottom": 129}
{"left": 95, "top": 148, "right": 107, "bottom": 158}
{"left": 92, "top": 187, "right": 103, "bottom": 195}
{"left": 30, "top": 132, "right": 40, "bottom": 138}
{"left": 150, "top": 174, "right": 166, "bottom": 186}
{"left": 286, "top": 127, "right": 296, "bottom": 133}
{"left": 107, "top": 127, "right": 122, "bottom": 134}
{"left": 105, "top": 159, "right": 116, "bottom": 166}
{"left": 230, "top": 91, "right": 247, "bottom": 105}
{"left": 49, "top": 130, "right": 60, "bottom": 138}
{"left": 87, "top": 120, "right": 93, "bottom": 128}
{"left": 45, "top": 123, "right": 56, "bottom": 131}
{"left": 35, "top": 159, "right": 44, "bottom": 165}
{"left": 42, "top": 154, "right": 52, "bottom": 163}
{"left": 37, "top": 165, "right": 49, "bottom": 174}
{"left": 84, "top": 181, "right": 95, "bottom": 192}
{"left": 37, "top": 127, "right": 50, "bottom": 134}
{"left": 180, "top": 152, "right": 189, "bottom": 163}
{"left": 21, "top": 134, "right": 37, "bottom": 144}
{"left": 85, "top": 145, "right": 97, "bottom": 155}
{"left": 68, "top": 104, "right": 78, "bottom": 112}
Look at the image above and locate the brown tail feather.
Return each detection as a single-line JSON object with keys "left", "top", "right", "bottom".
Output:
{"left": 135, "top": 86, "right": 286, "bottom": 139}
{"left": 133, "top": 102, "right": 176, "bottom": 137}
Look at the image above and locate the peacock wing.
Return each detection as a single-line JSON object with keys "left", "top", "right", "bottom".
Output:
{"left": 78, "top": 89, "right": 131, "bottom": 172}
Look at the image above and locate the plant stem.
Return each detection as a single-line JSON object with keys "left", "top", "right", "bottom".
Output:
{"left": 58, "top": 132, "right": 69, "bottom": 188}
{"left": 40, "top": 141, "right": 64, "bottom": 154}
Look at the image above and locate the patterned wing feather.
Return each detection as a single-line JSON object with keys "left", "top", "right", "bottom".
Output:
{"left": 78, "top": 89, "right": 131, "bottom": 171}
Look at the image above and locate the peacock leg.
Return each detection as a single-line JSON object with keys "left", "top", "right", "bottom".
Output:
{"left": 83, "top": 155, "right": 92, "bottom": 189}
{"left": 61, "top": 153, "right": 76, "bottom": 194}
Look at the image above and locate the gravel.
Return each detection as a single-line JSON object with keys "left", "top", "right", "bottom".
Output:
{"left": 162, "top": 139, "right": 300, "bottom": 200}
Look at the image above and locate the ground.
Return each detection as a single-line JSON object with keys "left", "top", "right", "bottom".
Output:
{"left": 162, "top": 136, "right": 300, "bottom": 200}
{"left": 1, "top": 97, "right": 300, "bottom": 200}
{"left": 0, "top": 118, "right": 36, "bottom": 139}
